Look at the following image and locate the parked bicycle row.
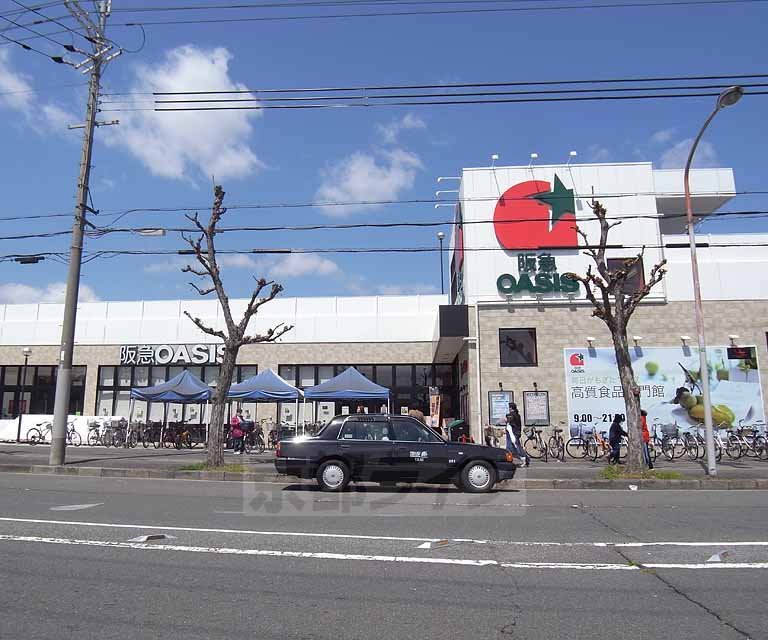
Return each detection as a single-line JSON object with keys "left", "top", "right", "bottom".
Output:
{"left": 482, "top": 418, "right": 768, "bottom": 463}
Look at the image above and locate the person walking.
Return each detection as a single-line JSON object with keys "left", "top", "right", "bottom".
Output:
{"left": 505, "top": 402, "right": 529, "bottom": 467}
{"left": 230, "top": 410, "right": 244, "bottom": 455}
{"left": 641, "top": 410, "right": 653, "bottom": 469}
{"left": 608, "top": 415, "right": 628, "bottom": 465}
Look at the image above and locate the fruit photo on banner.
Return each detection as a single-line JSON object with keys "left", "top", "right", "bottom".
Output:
{"left": 564, "top": 346, "right": 765, "bottom": 431}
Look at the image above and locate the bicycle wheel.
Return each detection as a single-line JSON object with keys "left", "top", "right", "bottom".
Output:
{"left": 755, "top": 436, "right": 768, "bottom": 461}
{"left": 153, "top": 435, "right": 162, "bottom": 449}
{"left": 548, "top": 436, "right": 564, "bottom": 461}
{"left": 662, "top": 437, "right": 676, "bottom": 461}
{"left": 523, "top": 437, "right": 544, "bottom": 460}
{"left": 726, "top": 436, "right": 743, "bottom": 460}
{"left": 649, "top": 439, "right": 660, "bottom": 462}
{"left": 619, "top": 439, "right": 628, "bottom": 461}
{"left": 142, "top": 430, "right": 150, "bottom": 448}
{"left": 586, "top": 440, "right": 600, "bottom": 462}
{"left": 127, "top": 431, "right": 138, "bottom": 448}
{"left": 684, "top": 436, "right": 699, "bottom": 461}
{"left": 255, "top": 437, "right": 266, "bottom": 454}
{"left": 565, "top": 437, "right": 587, "bottom": 459}
{"left": 69, "top": 430, "right": 82, "bottom": 447}
{"left": 26, "top": 428, "right": 42, "bottom": 445}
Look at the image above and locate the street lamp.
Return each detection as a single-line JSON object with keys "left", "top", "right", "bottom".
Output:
{"left": 437, "top": 231, "right": 446, "bottom": 295}
{"left": 684, "top": 85, "right": 743, "bottom": 477}
{"left": 17, "top": 347, "right": 31, "bottom": 443}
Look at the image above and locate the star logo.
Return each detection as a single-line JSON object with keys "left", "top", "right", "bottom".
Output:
{"left": 493, "top": 174, "right": 578, "bottom": 250}
{"left": 532, "top": 174, "right": 576, "bottom": 230}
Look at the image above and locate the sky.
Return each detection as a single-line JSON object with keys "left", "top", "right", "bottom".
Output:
{"left": 1, "top": 0, "right": 767, "bottom": 305}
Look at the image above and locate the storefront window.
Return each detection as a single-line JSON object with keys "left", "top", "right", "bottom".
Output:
{"left": 96, "top": 390, "right": 114, "bottom": 417}
{"left": 375, "top": 365, "right": 393, "bottom": 389}
{"left": 299, "top": 366, "right": 315, "bottom": 388}
{"left": 279, "top": 365, "right": 297, "bottom": 386}
{"left": 0, "top": 365, "right": 85, "bottom": 417}
{"left": 134, "top": 367, "right": 149, "bottom": 387}
{"left": 99, "top": 367, "right": 114, "bottom": 387}
{"left": 395, "top": 365, "right": 413, "bottom": 388}
{"left": 204, "top": 366, "right": 220, "bottom": 386}
{"left": 317, "top": 366, "right": 334, "bottom": 384}
{"left": 499, "top": 328, "right": 538, "bottom": 367}
{"left": 240, "top": 366, "right": 257, "bottom": 382}
{"left": 435, "top": 365, "right": 454, "bottom": 387}
{"left": 357, "top": 365, "right": 373, "bottom": 380}
{"left": 118, "top": 366, "right": 132, "bottom": 387}
{"left": 152, "top": 368, "right": 167, "bottom": 385}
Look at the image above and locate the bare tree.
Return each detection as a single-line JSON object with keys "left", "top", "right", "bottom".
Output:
{"left": 564, "top": 201, "right": 666, "bottom": 473}
{"left": 182, "top": 185, "right": 292, "bottom": 467}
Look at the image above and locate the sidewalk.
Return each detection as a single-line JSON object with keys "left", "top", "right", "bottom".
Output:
{"left": 1, "top": 442, "right": 766, "bottom": 489}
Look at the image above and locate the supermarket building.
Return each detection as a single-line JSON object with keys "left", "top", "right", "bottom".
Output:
{"left": 1, "top": 161, "right": 767, "bottom": 441}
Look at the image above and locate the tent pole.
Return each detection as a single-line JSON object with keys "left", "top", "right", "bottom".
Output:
{"left": 161, "top": 405, "right": 167, "bottom": 448}
{"left": 296, "top": 398, "right": 300, "bottom": 436}
{"left": 204, "top": 400, "right": 210, "bottom": 447}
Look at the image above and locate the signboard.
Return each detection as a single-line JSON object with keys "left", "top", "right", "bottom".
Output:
{"left": 317, "top": 402, "right": 334, "bottom": 422}
{"left": 429, "top": 387, "right": 441, "bottom": 430}
{"left": 488, "top": 390, "right": 513, "bottom": 426}
{"left": 523, "top": 390, "right": 550, "bottom": 426}
{"left": 564, "top": 346, "right": 765, "bottom": 431}
{"left": 497, "top": 252, "right": 579, "bottom": 296}
{"left": 120, "top": 344, "right": 225, "bottom": 366}
{"left": 727, "top": 346, "right": 757, "bottom": 361}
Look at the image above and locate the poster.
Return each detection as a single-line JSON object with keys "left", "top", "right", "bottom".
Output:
{"left": 488, "top": 391, "right": 513, "bottom": 426}
{"left": 564, "top": 346, "right": 764, "bottom": 431}
{"left": 429, "top": 387, "right": 441, "bottom": 429}
{"left": 523, "top": 391, "right": 550, "bottom": 426}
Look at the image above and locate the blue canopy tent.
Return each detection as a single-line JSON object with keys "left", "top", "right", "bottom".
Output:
{"left": 304, "top": 367, "right": 391, "bottom": 418}
{"left": 129, "top": 370, "right": 213, "bottom": 444}
{"left": 228, "top": 369, "right": 303, "bottom": 431}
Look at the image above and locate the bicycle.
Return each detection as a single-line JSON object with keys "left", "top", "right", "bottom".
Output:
{"left": 587, "top": 430, "right": 611, "bottom": 462}
{"left": 658, "top": 423, "right": 686, "bottom": 461}
{"left": 28, "top": 421, "right": 81, "bottom": 446}
{"left": 27, "top": 421, "right": 52, "bottom": 445}
{"left": 522, "top": 426, "right": 548, "bottom": 462}
{"left": 565, "top": 422, "right": 591, "bottom": 459}
{"left": 734, "top": 420, "right": 766, "bottom": 459}
{"left": 547, "top": 423, "right": 566, "bottom": 461}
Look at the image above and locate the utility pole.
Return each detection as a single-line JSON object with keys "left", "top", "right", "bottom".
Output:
{"left": 50, "top": 1, "right": 117, "bottom": 466}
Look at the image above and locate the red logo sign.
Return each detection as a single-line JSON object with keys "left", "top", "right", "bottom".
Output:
{"left": 570, "top": 353, "right": 585, "bottom": 367}
{"left": 494, "top": 175, "right": 577, "bottom": 250}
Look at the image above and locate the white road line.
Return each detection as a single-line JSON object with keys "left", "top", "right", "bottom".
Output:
{"left": 0, "top": 534, "right": 766, "bottom": 571}
{"left": 50, "top": 503, "right": 103, "bottom": 512}
{"left": 1, "top": 517, "right": 768, "bottom": 549}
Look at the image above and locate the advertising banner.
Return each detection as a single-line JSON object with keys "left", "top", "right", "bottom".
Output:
{"left": 488, "top": 391, "right": 513, "bottom": 426}
{"left": 564, "top": 346, "right": 764, "bottom": 431}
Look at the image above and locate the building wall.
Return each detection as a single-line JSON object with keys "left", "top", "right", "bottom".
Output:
{"left": 0, "top": 341, "right": 437, "bottom": 420}
{"left": 465, "top": 300, "right": 768, "bottom": 440}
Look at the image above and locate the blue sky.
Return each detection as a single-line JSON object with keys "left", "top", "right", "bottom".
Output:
{"left": 1, "top": 1, "right": 767, "bottom": 304}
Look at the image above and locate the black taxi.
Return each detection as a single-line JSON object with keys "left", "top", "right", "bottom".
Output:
{"left": 275, "top": 414, "right": 518, "bottom": 492}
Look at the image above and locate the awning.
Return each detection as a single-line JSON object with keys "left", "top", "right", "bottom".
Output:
{"left": 130, "top": 370, "right": 212, "bottom": 403}
{"left": 304, "top": 367, "right": 390, "bottom": 400}
{"left": 227, "top": 368, "right": 303, "bottom": 401}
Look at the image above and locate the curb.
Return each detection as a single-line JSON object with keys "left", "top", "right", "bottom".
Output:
{"left": 1, "top": 464, "right": 767, "bottom": 489}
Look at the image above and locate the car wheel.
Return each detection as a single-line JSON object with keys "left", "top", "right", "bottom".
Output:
{"left": 316, "top": 460, "right": 350, "bottom": 492}
{"left": 460, "top": 461, "right": 496, "bottom": 493}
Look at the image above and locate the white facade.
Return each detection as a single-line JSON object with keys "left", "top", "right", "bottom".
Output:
{"left": 449, "top": 161, "right": 761, "bottom": 306}
{"left": 0, "top": 295, "right": 446, "bottom": 347}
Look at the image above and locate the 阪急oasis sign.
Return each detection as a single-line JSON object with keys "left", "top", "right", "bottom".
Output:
{"left": 497, "top": 252, "right": 579, "bottom": 296}
{"left": 119, "top": 344, "right": 225, "bottom": 366}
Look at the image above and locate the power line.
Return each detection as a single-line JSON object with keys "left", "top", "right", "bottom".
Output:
{"left": 7, "top": 0, "right": 95, "bottom": 45}
{"left": 5, "top": 209, "right": 768, "bottom": 242}
{"left": 112, "top": 0, "right": 768, "bottom": 26}
{"left": 6, "top": 190, "right": 768, "bottom": 222}
{"left": 100, "top": 90, "right": 768, "bottom": 112}
{"left": 135, "top": 72, "right": 768, "bottom": 97}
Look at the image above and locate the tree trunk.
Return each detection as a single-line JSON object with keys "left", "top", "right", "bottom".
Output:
{"left": 206, "top": 343, "right": 238, "bottom": 467}
{"left": 612, "top": 328, "right": 645, "bottom": 473}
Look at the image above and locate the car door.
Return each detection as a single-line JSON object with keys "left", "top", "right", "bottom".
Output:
{"left": 390, "top": 417, "right": 448, "bottom": 482}
{"left": 336, "top": 417, "right": 395, "bottom": 482}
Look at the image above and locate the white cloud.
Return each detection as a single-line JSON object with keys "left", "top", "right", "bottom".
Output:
{"left": 217, "top": 254, "right": 262, "bottom": 270}
{"left": 0, "top": 49, "right": 77, "bottom": 132}
{"left": 0, "top": 282, "right": 100, "bottom": 304}
{"left": 269, "top": 253, "right": 340, "bottom": 279}
{"left": 587, "top": 144, "right": 612, "bottom": 163}
{"left": 650, "top": 128, "right": 676, "bottom": 145}
{"left": 659, "top": 138, "right": 718, "bottom": 169}
{"left": 144, "top": 258, "right": 187, "bottom": 273}
{"left": 0, "top": 49, "right": 34, "bottom": 112}
{"left": 106, "top": 45, "right": 262, "bottom": 181}
{"left": 376, "top": 283, "right": 439, "bottom": 295}
{"left": 376, "top": 113, "right": 426, "bottom": 144}
{"left": 315, "top": 148, "right": 422, "bottom": 216}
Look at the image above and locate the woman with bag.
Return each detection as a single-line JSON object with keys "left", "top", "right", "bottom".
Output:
{"left": 230, "top": 410, "right": 245, "bottom": 455}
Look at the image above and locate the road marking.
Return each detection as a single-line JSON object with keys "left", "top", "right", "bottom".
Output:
{"left": 49, "top": 503, "right": 103, "bottom": 512}
{"left": 0, "top": 534, "right": 766, "bottom": 571}
{"left": 1, "top": 517, "right": 768, "bottom": 549}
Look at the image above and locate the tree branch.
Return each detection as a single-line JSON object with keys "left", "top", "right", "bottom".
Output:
{"left": 242, "top": 322, "right": 294, "bottom": 345}
{"left": 183, "top": 310, "right": 226, "bottom": 340}
{"left": 189, "top": 282, "right": 216, "bottom": 296}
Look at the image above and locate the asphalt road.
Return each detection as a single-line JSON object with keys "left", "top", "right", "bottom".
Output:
{"left": 2, "top": 442, "right": 767, "bottom": 478}
{"left": 0, "top": 473, "right": 766, "bottom": 639}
